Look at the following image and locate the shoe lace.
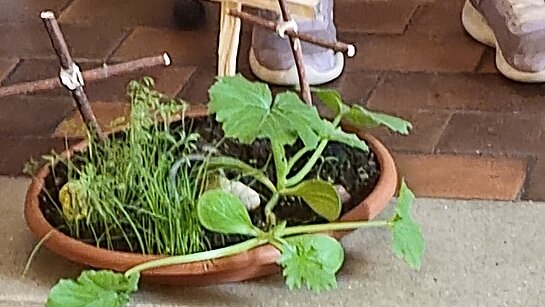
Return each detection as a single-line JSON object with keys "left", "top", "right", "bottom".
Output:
{"left": 506, "top": 0, "right": 545, "bottom": 33}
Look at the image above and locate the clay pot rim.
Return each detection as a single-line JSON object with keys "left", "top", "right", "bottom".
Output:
{"left": 24, "top": 106, "right": 398, "bottom": 278}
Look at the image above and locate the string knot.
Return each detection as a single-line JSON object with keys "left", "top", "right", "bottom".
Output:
{"left": 59, "top": 63, "right": 84, "bottom": 90}
{"left": 276, "top": 19, "right": 298, "bottom": 39}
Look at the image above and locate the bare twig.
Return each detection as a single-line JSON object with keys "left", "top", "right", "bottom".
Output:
{"left": 40, "top": 10, "right": 105, "bottom": 141}
{"left": 277, "top": 0, "right": 312, "bottom": 105}
{"left": 229, "top": 9, "right": 355, "bottom": 57}
{"left": 0, "top": 54, "right": 171, "bottom": 98}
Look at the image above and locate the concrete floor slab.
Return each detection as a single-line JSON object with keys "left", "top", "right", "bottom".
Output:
{"left": 1, "top": 177, "right": 544, "bottom": 306}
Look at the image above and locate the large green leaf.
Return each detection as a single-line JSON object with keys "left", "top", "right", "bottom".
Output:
{"left": 46, "top": 270, "right": 139, "bottom": 307}
{"left": 266, "top": 92, "right": 322, "bottom": 148}
{"left": 208, "top": 74, "right": 273, "bottom": 144}
{"left": 282, "top": 179, "right": 341, "bottom": 221}
{"left": 197, "top": 189, "right": 259, "bottom": 236}
{"left": 390, "top": 180, "right": 425, "bottom": 269}
{"left": 314, "top": 88, "right": 412, "bottom": 135}
{"left": 345, "top": 105, "right": 412, "bottom": 135}
{"left": 279, "top": 234, "right": 344, "bottom": 292}
{"left": 209, "top": 75, "right": 367, "bottom": 150}
{"left": 312, "top": 88, "right": 349, "bottom": 117}
{"left": 321, "top": 120, "right": 368, "bottom": 152}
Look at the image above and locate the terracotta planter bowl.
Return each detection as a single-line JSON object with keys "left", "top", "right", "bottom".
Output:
{"left": 24, "top": 107, "right": 398, "bottom": 286}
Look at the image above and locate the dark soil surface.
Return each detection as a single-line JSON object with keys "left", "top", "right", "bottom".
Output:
{"left": 39, "top": 117, "right": 380, "bottom": 252}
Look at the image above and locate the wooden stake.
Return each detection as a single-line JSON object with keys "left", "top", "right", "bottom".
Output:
{"left": 0, "top": 54, "right": 171, "bottom": 98}
{"left": 40, "top": 11, "right": 105, "bottom": 141}
{"left": 218, "top": 2, "right": 242, "bottom": 77}
{"left": 228, "top": 9, "right": 355, "bottom": 57}
{"left": 277, "top": 0, "right": 312, "bottom": 105}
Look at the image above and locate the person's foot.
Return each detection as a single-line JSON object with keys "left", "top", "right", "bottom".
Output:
{"left": 249, "top": 0, "right": 344, "bottom": 86}
{"left": 462, "top": 0, "right": 545, "bottom": 83}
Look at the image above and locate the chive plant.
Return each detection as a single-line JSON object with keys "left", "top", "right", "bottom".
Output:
{"left": 42, "top": 78, "right": 208, "bottom": 256}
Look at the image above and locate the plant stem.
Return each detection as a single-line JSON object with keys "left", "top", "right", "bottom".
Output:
{"left": 125, "top": 238, "right": 268, "bottom": 277}
{"left": 285, "top": 139, "right": 328, "bottom": 187}
{"left": 284, "top": 114, "right": 344, "bottom": 187}
{"left": 271, "top": 141, "right": 288, "bottom": 189}
{"left": 23, "top": 230, "right": 54, "bottom": 277}
{"left": 264, "top": 192, "right": 280, "bottom": 226}
{"left": 286, "top": 146, "right": 311, "bottom": 173}
{"left": 281, "top": 220, "right": 391, "bottom": 236}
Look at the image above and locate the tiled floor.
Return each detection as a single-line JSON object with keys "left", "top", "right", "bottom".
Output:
{"left": 0, "top": 0, "right": 544, "bottom": 201}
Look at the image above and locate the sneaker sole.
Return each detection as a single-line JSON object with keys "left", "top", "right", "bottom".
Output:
{"left": 462, "top": 0, "right": 545, "bottom": 83}
{"left": 249, "top": 47, "right": 345, "bottom": 86}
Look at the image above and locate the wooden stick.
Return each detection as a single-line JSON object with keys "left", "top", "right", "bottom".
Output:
{"left": 0, "top": 54, "right": 171, "bottom": 98}
{"left": 229, "top": 9, "right": 355, "bottom": 57}
{"left": 40, "top": 11, "right": 105, "bottom": 141}
{"left": 276, "top": 0, "right": 312, "bottom": 105}
{"left": 218, "top": 2, "right": 242, "bottom": 77}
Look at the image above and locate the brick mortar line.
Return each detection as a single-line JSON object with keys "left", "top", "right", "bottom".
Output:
{"left": 362, "top": 71, "right": 385, "bottom": 106}
{"left": 433, "top": 108, "right": 545, "bottom": 116}
{"left": 393, "top": 149, "right": 532, "bottom": 160}
{"left": 473, "top": 48, "right": 489, "bottom": 73}
{"left": 0, "top": 58, "right": 22, "bottom": 86}
{"left": 519, "top": 155, "right": 539, "bottom": 201}
{"left": 104, "top": 27, "right": 137, "bottom": 63}
{"left": 178, "top": 68, "right": 207, "bottom": 100}
{"left": 430, "top": 110, "right": 453, "bottom": 153}
{"left": 60, "top": 0, "right": 78, "bottom": 13}
{"left": 400, "top": 3, "right": 423, "bottom": 35}
{"left": 434, "top": 144, "right": 543, "bottom": 157}
{"left": 172, "top": 66, "right": 198, "bottom": 97}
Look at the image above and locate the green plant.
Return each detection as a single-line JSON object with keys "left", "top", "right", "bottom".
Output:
{"left": 40, "top": 78, "right": 209, "bottom": 256}
{"left": 46, "top": 180, "right": 423, "bottom": 306}
{"left": 205, "top": 75, "right": 412, "bottom": 226}
{"left": 42, "top": 75, "right": 424, "bottom": 306}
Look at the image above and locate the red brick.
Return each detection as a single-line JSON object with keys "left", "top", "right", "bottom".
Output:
{"left": 335, "top": 1, "right": 418, "bottom": 34}
{"left": 367, "top": 72, "right": 545, "bottom": 113}
{"left": 0, "top": 137, "right": 20, "bottom": 167}
{"left": 324, "top": 71, "right": 380, "bottom": 104}
{"left": 110, "top": 27, "right": 218, "bottom": 66}
{"left": 0, "top": 95, "right": 74, "bottom": 137}
{"left": 59, "top": 0, "right": 175, "bottom": 29}
{"left": 396, "top": 154, "right": 528, "bottom": 200}
{"left": 54, "top": 102, "right": 130, "bottom": 138}
{"left": 523, "top": 158, "right": 545, "bottom": 201}
{"left": 0, "top": 23, "right": 128, "bottom": 61}
{"left": 0, "top": 137, "right": 72, "bottom": 176}
{"left": 341, "top": 31, "right": 484, "bottom": 72}
{"left": 59, "top": 0, "right": 219, "bottom": 31}
{"left": 409, "top": 0, "right": 467, "bottom": 36}
{"left": 178, "top": 67, "right": 216, "bottom": 104}
{"left": 0, "top": 0, "right": 71, "bottom": 24}
{"left": 84, "top": 66, "right": 196, "bottom": 102}
{"left": 437, "top": 112, "right": 545, "bottom": 155}
{"left": 368, "top": 109, "right": 451, "bottom": 153}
